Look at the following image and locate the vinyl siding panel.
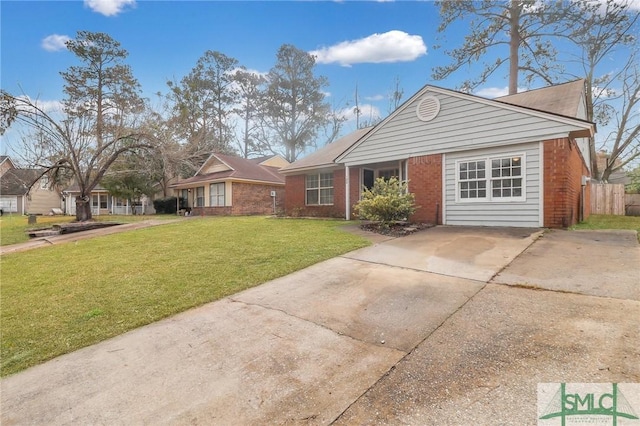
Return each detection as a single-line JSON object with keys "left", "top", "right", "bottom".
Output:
{"left": 342, "top": 92, "right": 584, "bottom": 167}
{"left": 444, "top": 142, "right": 541, "bottom": 227}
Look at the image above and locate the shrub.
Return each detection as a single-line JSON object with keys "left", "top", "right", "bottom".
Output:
{"left": 153, "top": 197, "right": 178, "bottom": 214}
{"left": 355, "top": 177, "right": 417, "bottom": 225}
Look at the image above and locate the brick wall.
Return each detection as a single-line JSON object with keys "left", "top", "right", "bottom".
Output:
{"left": 191, "top": 182, "right": 284, "bottom": 216}
{"left": 231, "top": 182, "right": 284, "bottom": 215}
{"left": 407, "top": 154, "right": 443, "bottom": 224}
{"left": 285, "top": 168, "right": 358, "bottom": 218}
{"left": 543, "top": 138, "right": 590, "bottom": 228}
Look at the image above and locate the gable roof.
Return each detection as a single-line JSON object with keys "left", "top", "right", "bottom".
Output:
{"left": 495, "top": 79, "right": 586, "bottom": 119}
{"left": 336, "top": 83, "right": 594, "bottom": 166}
{"left": 171, "top": 153, "right": 286, "bottom": 187}
{"left": 280, "top": 127, "right": 374, "bottom": 174}
{"left": 0, "top": 168, "right": 41, "bottom": 195}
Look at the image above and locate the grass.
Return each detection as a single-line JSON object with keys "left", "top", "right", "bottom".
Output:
{"left": 0, "top": 214, "right": 177, "bottom": 246}
{"left": 573, "top": 214, "right": 640, "bottom": 240}
{"left": 0, "top": 216, "right": 369, "bottom": 376}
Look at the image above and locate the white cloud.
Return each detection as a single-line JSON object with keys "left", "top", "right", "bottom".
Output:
{"left": 310, "top": 30, "right": 427, "bottom": 67}
{"left": 338, "top": 104, "right": 382, "bottom": 123}
{"left": 475, "top": 87, "right": 510, "bottom": 98}
{"left": 364, "top": 94, "right": 385, "bottom": 101}
{"left": 84, "top": 0, "right": 136, "bottom": 16}
{"left": 41, "top": 34, "right": 71, "bottom": 52}
{"left": 475, "top": 86, "right": 527, "bottom": 98}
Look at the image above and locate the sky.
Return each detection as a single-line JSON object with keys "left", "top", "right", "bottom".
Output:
{"left": 0, "top": 0, "right": 637, "bottom": 159}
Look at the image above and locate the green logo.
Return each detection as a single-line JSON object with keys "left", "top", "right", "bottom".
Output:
{"left": 539, "top": 383, "right": 639, "bottom": 425}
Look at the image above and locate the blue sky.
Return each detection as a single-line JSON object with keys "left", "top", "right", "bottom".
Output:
{"left": 0, "top": 0, "right": 637, "bottom": 158}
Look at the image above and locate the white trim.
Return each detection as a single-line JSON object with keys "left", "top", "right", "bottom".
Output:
{"left": 345, "top": 165, "right": 350, "bottom": 220}
{"left": 305, "top": 172, "right": 334, "bottom": 206}
{"left": 441, "top": 153, "right": 446, "bottom": 225}
{"left": 539, "top": 141, "right": 545, "bottom": 227}
{"left": 454, "top": 153, "right": 527, "bottom": 204}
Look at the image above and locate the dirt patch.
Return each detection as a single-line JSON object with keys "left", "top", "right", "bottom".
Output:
{"left": 360, "top": 222, "right": 434, "bottom": 237}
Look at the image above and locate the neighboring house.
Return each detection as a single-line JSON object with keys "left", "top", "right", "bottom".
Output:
{"left": 0, "top": 156, "right": 63, "bottom": 215}
{"left": 595, "top": 151, "right": 630, "bottom": 186}
{"left": 62, "top": 183, "right": 155, "bottom": 216}
{"left": 169, "top": 153, "right": 289, "bottom": 216}
{"left": 281, "top": 80, "right": 595, "bottom": 228}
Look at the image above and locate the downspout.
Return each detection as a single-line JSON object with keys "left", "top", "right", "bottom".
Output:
{"left": 345, "top": 165, "right": 350, "bottom": 220}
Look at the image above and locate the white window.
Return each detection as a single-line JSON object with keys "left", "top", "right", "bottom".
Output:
{"left": 458, "top": 160, "right": 487, "bottom": 200}
{"left": 456, "top": 155, "right": 525, "bottom": 202}
{"left": 306, "top": 172, "right": 333, "bottom": 205}
{"left": 195, "top": 187, "right": 204, "bottom": 207}
{"left": 210, "top": 183, "right": 225, "bottom": 206}
{"left": 92, "top": 194, "right": 108, "bottom": 209}
{"left": 491, "top": 157, "right": 523, "bottom": 199}
{"left": 39, "top": 175, "right": 49, "bottom": 190}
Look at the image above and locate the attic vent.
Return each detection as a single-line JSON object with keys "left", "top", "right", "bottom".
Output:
{"left": 416, "top": 95, "right": 441, "bottom": 122}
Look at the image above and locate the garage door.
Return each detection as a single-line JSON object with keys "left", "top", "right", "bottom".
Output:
{"left": 0, "top": 196, "right": 19, "bottom": 212}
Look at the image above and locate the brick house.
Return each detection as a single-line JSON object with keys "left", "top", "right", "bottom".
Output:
{"left": 281, "top": 80, "right": 595, "bottom": 228}
{"left": 170, "top": 153, "right": 289, "bottom": 216}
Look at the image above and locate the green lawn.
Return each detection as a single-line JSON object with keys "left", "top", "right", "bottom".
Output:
{"left": 0, "top": 216, "right": 370, "bottom": 376}
{"left": 0, "top": 214, "right": 177, "bottom": 246}
{"left": 573, "top": 214, "right": 640, "bottom": 240}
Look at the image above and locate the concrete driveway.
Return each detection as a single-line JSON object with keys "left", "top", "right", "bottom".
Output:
{"left": 1, "top": 226, "right": 638, "bottom": 425}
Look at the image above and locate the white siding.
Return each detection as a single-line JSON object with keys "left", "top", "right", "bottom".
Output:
{"left": 444, "top": 142, "right": 541, "bottom": 227}
{"left": 342, "top": 91, "right": 588, "bottom": 167}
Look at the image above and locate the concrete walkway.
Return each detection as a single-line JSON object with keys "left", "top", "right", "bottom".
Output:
{"left": 1, "top": 226, "right": 638, "bottom": 425}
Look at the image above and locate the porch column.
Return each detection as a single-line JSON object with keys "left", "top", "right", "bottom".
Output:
{"left": 345, "top": 165, "right": 350, "bottom": 220}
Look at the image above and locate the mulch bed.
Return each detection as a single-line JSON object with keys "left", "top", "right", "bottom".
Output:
{"left": 360, "top": 221, "right": 434, "bottom": 237}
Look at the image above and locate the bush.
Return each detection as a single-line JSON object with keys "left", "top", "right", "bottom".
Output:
{"left": 355, "top": 177, "right": 417, "bottom": 225}
{"left": 153, "top": 197, "right": 178, "bottom": 214}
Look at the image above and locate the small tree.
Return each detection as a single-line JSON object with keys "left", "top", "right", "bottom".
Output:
{"left": 355, "top": 177, "right": 417, "bottom": 226}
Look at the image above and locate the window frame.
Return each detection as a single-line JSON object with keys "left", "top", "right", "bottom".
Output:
{"left": 305, "top": 172, "right": 334, "bottom": 206}
{"left": 195, "top": 187, "right": 205, "bottom": 207}
{"left": 455, "top": 153, "right": 526, "bottom": 203}
{"left": 209, "top": 182, "right": 225, "bottom": 207}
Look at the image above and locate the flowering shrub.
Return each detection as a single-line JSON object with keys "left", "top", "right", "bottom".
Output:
{"left": 355, "top": 177, "right": 417, "bottom": 225}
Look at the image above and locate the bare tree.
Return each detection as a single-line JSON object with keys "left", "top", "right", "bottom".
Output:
{"left": 598, "top": 59, "right": 640, "bottom": 182}
{"left": 433, "top": 0, "right": 568, "bottom": 94}
{"left": 563, "top": 0, "right": 639, "bottom": 178}
{"left": 1, "top": 31, "right": 152, "bottom": 221}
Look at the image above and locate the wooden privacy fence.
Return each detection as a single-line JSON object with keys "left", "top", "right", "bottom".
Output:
{"left": 590, "top": 183, "right": 625, "bottom": 215}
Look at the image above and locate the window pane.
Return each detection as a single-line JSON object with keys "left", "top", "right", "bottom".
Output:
{"left": 502, "top": 188, "right": 511, "bottom": 197}
{"left": 461, "top": 182, "right": 468, "bottom": 190}
{"left": 320, "top": 188, "right": 334, "bottom": 204}
{"left": 493, "top": 188, "right": 501, "bottom": 197}
{"left": 502, "top": 168, "right": 511, "bottom": 177}
{"left": 461, "top": 190, "right": 468, "bottom": 198}
{"left": 513, "top": 188, "right": 522, "bottom": 197}
{"left": 469, "top": 170, "right": 476, "bottom": 179}
{"left": 478, "top": 181, "right": 486, "bottom": 189}
{"left": 320, "top": 173, "right": 333, "bottom": 187}
{"left": 469, "top": 162, "right": 476, "bottom": 171}
{"left": 492, "top": 169, "right": 500, "bottom": 178}
{"left": 306, "top": 174, "right": 318, "bottom": 188}
{"left": 494, "top": 180, "right": 502, "bottom": 189}
{"left": 477, "top": 169, "right": 485, "bottom": 179}
{"left": 513, "top": 178, "right": 522, "bottom": 187}
{"left": 502, "top": 158, "right": 510, "bottom": 167}
{"left": 460, "top": 163, "right": 467, "bottom": 171}
{"left": 478, "top": 189, "right": 486, "bottom": 197}
{"left": 513, "top": 166, "right": 521, "bottom": 176}
{"left": 460, "top": 171, "right": 468, "bottom": 180}
{"left": 306, "top": 189, "right": 318, "bottom": 205}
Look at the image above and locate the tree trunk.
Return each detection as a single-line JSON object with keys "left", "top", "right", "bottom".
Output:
{"left": 508, "top": 0, "right": 521, "bottom": 95}
{"left": 75, "top": 196, "right": 92, "bottom": 222}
